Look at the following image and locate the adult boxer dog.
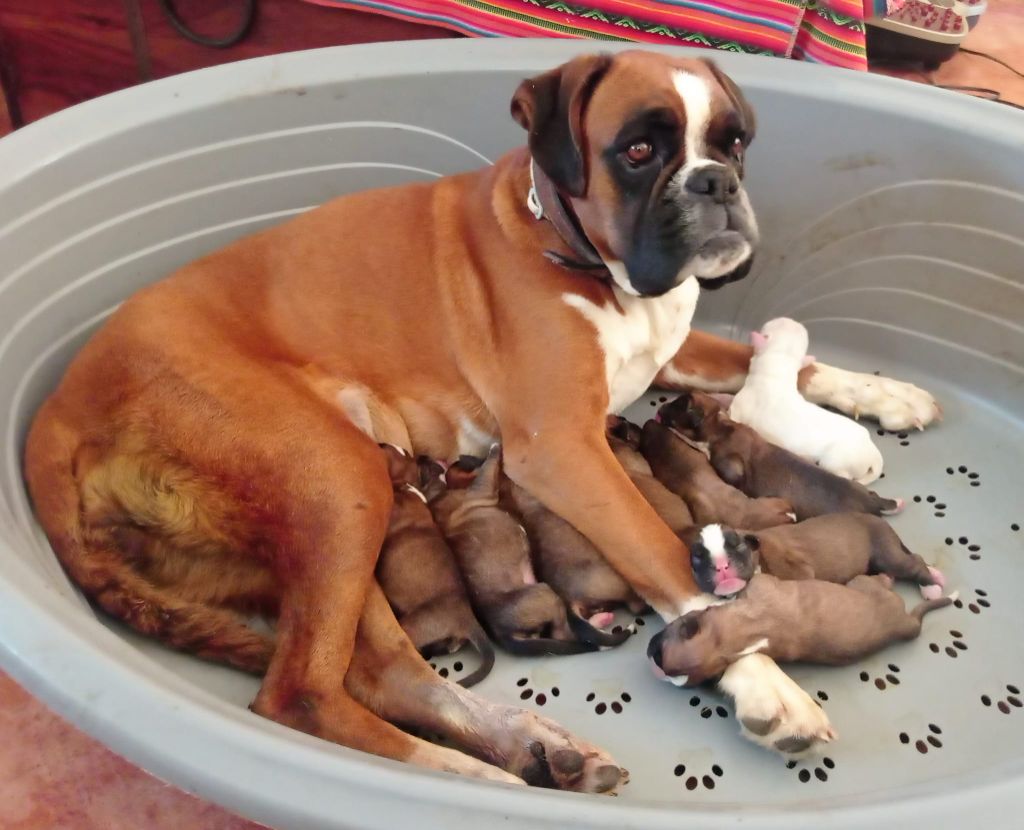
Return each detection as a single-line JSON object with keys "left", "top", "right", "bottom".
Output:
{"left": 24, "top": 50, "right": 940, "bottom": 788}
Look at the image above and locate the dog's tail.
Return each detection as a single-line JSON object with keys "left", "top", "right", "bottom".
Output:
{"left": 567, "top": 613, "right": 632, "bottom": 649}
{"left": 24, "top": 405, "right": 275, "bottom": 675}
{"left": 497, "top": 634, "right": 597, "bottom": 656}
{"left": 910, "top": 595, "right": 954, "bottom": 622}
{"left": 458, "top": 625, "right": 496, "bottom": 688}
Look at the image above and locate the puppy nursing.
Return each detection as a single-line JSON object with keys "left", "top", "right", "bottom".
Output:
{"left": 430, "top": 447, "right": 627, "bottom": 654}
{"left": 729, "top": 318, "right": 884, "bottom": 485}
{"left": 650, "top": 573, "right": 952, "bottom": 685}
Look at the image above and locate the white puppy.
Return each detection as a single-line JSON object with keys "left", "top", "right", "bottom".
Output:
{"left": 729, "top": 318, "right": 884, "bottom": 485}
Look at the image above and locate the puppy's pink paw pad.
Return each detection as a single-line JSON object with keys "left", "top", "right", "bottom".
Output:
{"left": 920, "top": 583, "right": 944, "bottom": 600}
{"left": 928, "top": 566, "right": 946, "bottom": 588}
{"left": 589, "top": 611, "right": 615, "bottom": 629}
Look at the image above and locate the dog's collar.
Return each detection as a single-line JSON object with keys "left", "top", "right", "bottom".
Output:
{"left": 527, "top": 160, "right": 611, "bottom": 279}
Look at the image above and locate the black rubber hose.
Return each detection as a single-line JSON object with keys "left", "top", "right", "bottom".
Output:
{"left": 157, "top": 0, "right": 257, "bottom": 49}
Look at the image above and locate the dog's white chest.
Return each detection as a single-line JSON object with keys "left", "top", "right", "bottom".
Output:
{"left": 563, "top": 277, "right": 700, "bottom": 414}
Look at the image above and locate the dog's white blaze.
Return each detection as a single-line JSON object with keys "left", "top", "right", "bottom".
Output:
{"left": 672, "top": 70, "right": 712, "bottom": 169}
{"left": 737, "top": 637, "right": 770, "bottom": 657}
{"left": 562, "top": 277, "right": 699, "bottom": 414}
{"left": 700, "top": 523, "right": 728, "bottom": 568}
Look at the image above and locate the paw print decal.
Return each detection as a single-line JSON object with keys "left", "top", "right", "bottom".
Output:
{"left": 912, "top": 494, "right": 948, "bottom": 518}
{"left": 687, "top": 693, "right": 729, "bottom": 720}
{"left": 786, "top": 755, "right": 836, "bottom": 782}
{"left": 673, "top": 761, "right": 725, "bottom": 791}
{"left": 586, "top": 690, "right": 632, "bottom": 715}
{"left": 946, "top": 465, "right": 981, "bottom": 487}
{"left": 899, "top": 723, "right": 943, "bottom": 753}
{"left": 944, "top": 535, "right": 982, "bottom": 561}
{"left": 927, "top": 628, "right": 968, "bottom": 659}
{"left": 858, "top": 663, "right": 903, "bottom": 691}
{"left": 952, "top": 587, "right": 991, "bottom": 614}
{"left": 515, "top": 676, "right": 561, "bottom": 707}
{"left": 981, "top": 684, "right": 1023, "bottom": 714}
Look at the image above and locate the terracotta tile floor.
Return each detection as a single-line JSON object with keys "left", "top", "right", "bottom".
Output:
{"left": 2, "top": 9, "right": 1022, "bottom": 827}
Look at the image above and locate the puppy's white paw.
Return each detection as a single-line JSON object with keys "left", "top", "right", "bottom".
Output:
{"left": 803, "top": 363, "right": 941, "bottom": 431}
{"left": 719, "top": 654, "right": 836, "bottom": 757}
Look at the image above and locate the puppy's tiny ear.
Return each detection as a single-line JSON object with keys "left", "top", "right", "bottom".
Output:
{"left": 743, "top": 533, "right": 761, "bottom": 551}
{"left": 714, "top": 453, "right": 746, "bottom": 488}
{"left": 510, "top": 53, "right": 613, "bottom": 198}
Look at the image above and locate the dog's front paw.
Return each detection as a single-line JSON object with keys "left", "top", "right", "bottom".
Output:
{"left": 803, "top": 363, "right": 941, "bottom": 431}
{"left": 719, "top": 654, "right": 836, "bottom": 757}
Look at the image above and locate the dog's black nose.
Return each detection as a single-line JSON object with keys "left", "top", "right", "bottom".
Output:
{"left": 685, "top": 166, "right": 739, "bottom": 204}
{"left": 647, "top": 630, "right": 665, "bottom": 669}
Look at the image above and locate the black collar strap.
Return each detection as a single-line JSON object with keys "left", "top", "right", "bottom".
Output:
{"left": 527, "top": 161, "right": 612, "bottom": 278}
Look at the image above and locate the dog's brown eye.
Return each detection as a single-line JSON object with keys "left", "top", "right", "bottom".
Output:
{"left": 626, "top": 140, "right": 654, "bottom": 165}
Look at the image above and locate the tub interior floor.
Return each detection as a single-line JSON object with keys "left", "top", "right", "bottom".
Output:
{"left": 81, "top": 342, "right": 1024, "bottom": 807}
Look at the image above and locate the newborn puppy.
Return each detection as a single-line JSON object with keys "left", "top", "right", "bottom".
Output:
{"left": 678, "top": 524, "right": 757, "bottom": 597}
{"left": 430, "top": 446, "right": 625, "bottom": 655}
{"left": 376, "top": 454, "right": 495, "bottom": 687}
{"left": 640, "top": 420, "right": 795, "bottom": 530}
{"left": 648, "top": 573, "right": 952, "bottom": 685}
{"left": 729, "top": 318, "right": 884, "bottom": 484}
{"left": 606, "top": 416, "right": 695, "bottom": 534}
{"left": 502, "top": 478, "right": 646, "bottom": 627}
{"left": 745, "top": 514, "right": 945, "bottom": 599}
{"left": 659, "top": 391, "right": 902, "bottom": 519}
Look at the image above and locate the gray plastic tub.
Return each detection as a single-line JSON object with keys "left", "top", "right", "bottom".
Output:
{"left": 1, "top": 39, "right": 1022, "bottom": 830}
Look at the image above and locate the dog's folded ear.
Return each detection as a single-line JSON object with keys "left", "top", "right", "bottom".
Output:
{"left": 510, "top": 53, "right": 613, "bottom": 198}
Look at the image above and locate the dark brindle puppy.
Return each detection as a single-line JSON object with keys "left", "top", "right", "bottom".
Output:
{"left": 430, "top": 447, "right": 627, "bottom": 654}
{"left": 640, "top": 420, "right": 795, "bottom": 530}
{"left": 659, "top": 391, "right": 903, "bottom": 519}
{"left": 376, "top": 446, "right": 496, "bottom": 687}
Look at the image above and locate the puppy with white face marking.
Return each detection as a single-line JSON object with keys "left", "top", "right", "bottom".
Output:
{"left": 648, "top": 573, "right": 953, "bottom": 689}
{"left": 660, "top": 391, "right": 902, "bottom": 519}
{"left": 729, "top": 319, "right": 884, "bottom": 484}
{"left": 680, "top": 523, "right": 757, "bottom": 598}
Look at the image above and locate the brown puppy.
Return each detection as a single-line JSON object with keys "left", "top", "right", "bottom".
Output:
{"left": 376, "top": 447, "right": 495, "bottom": 687}
{"left": 447, "top": 453, "right": 645, "bottom": 626}
{"left": 430, "top": 447, "right": 625, "bottom": 654}
{"left": 649, "top": 573, "right": 952, "bottom": 686}
{"left": 745, "top": 514, "right": 945, "bottom": 598}
{"left": 660, "top": 392, "right": 903, "bottom": 519}
{"left": 606, "top": 417, "right": 695, "bottom": 534}
{"left": 640, "top": 420, "right": 795, "bottom": 530}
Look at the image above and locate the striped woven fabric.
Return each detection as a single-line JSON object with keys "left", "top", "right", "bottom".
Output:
{"left": 305, "top": 0, "right": 866, "bottom": 69}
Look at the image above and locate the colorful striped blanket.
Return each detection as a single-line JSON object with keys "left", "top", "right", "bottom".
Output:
{"left": 305, "top": 0, "right": 867, "bottom": 69}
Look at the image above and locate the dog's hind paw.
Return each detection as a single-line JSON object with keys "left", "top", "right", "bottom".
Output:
{"left": 720, "top": 653, "right": 836, "bottom": 758}
{"left": 802, "top": 363, "right": 941, "bottom": 432}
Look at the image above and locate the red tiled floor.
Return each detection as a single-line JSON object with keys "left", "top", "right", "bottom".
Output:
{"left": 0, "top": 671, "right": 266, "bottom": 830}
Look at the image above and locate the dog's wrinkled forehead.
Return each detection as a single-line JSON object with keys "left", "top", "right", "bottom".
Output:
{"left": 584, "top": 52, "right": 754, "bottom": 166}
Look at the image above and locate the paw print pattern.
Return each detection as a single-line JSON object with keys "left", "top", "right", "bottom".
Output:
{"left": 876, "top": 427, "right": 913, "bottom": 447}
{"left": 431, "top": 659, "right": 471, "bottom": 682}
{"left": 946, "top": 465, "right": 981, "bottom": 487}
{"left": 586, "top": 690, "right": 632, "bottom": 715}
{"left": 944, "top": 535, "right": 982, "bottom": 561}
{"left": 515, "top": 676, "right": 561, "bottom": 707}
{"left": 981, "top": 684, "right": 1024, "bottom": 714}
{"left": 673, "top": 762, "right": 725, "bottom": 791}
{"left": 927, "top": 628, "right": 968, "bottom": 659}
{"left": 687, "top": 693, "right": 730, "bottom": 720}
{"left": 1013, "top": 523, "right": 1020, "bottom": 532}
{"left": 952, "top": 587, "right": 991, "bottom": 615}
{"left": 899, "top": 723, "right": 944, "bottom": 753}
{"left": 858, "top": 663, "right": 903, "bottom": 691}
{"left": 649, "top": 395, "right": 670, "bottom": 408}
{"left": 786, "top": 755, "right": 836, "bottom": 783}
{"left": 912, "top": 494, "right": 948, "bottom": 518}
